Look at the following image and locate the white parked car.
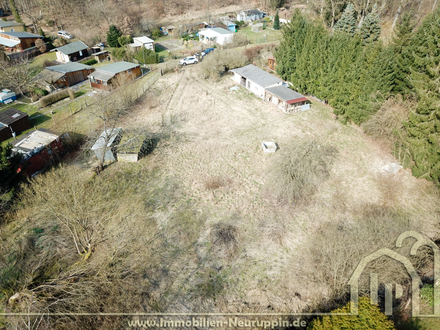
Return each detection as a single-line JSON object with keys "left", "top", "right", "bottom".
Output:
{"left": 57, "top": 31, "right": 73, "bottom": 39}
{"left": 179, "top": 56, "right": 198, "bottom": 65}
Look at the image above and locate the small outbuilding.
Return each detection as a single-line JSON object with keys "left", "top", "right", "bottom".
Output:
{"left": 88, "top": 61, "right": 141, "bottom": 91}
{"left": 53, "top": 41, "right": 90, "bottom": 63}
{"left": 92, "top": 50, "right": 110, "bottom": 63}
{"left": 12, "top": 128, "right": 64, "bottom": 176}
{"left": 91, "top": 127, "right": 122, "bottom": 162}
{"left": 129, "top": 36, "right": 155, "bottom": 51}
{"left": 117, "top": 132, "right": 155, "bottom": 162}
{"left": 199, "top": 28, "right": 234, "bottom": 45}
{"left": 237, "top": 9, "right": 264, "bottom": 22}
{"left": 0, "top": 108, "right": 30, "bottom": 142}
{"left": 222, "top": 21, "right": 237, "bottom": 32}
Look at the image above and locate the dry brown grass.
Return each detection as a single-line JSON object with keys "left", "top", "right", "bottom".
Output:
{"left": 2, "top": 64, "right": 440, "bottom": 327}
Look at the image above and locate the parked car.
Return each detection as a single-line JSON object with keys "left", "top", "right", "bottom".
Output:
{"left": 201, "top": 48, "right": 215, "bottom": 56}
{"left": 57, "top": 31, "right": 73, "bottom": 39}
{"left": 179, "top": 56, "right": 198, "bottom": 65}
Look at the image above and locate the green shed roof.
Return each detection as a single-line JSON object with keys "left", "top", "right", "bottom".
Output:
{"left": 55, "top": 41, "right": 89, "bottom": 55}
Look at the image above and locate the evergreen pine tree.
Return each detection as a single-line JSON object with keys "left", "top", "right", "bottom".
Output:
{"left": 404, "top": 9, "right": 440, "bottom": 182}
{"left": 360, "top": 4, "right": 381, "bottom": 44}
{"left": 273, "top": 11, "right": 280, "bottom": 30}
{"left": 275, "top": 10, "right": 307, "bottom": 81}
{"left": 107, "top": 25, "right": 122, "bottom": 48}
{"left": 391, "top": 13, "right": 415, "bottom": 95}
{"left": 334, "top": 3, "right": 356, "bottom": 36}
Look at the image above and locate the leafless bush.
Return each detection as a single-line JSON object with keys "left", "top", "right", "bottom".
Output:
{"left": 243, "top": 45, "right": 265, "bottom": 61}
{"left": 42, "top": 60, "right": 57, "bottom": 68}
{"left": 363, "top": 95, "right": 413, "bottom": 140}
{"left": 269, "top": 139, "right": 338, "bottom": 204}
{"left": 198, "top": 49, "right": 249, "bottom": 80}
{"left": 363, "top": 95, "right": 414, "bottom": 165}
{"left": 209, "top": 223, "right": 241, "bottom": 259}
{"left": 204, "top": 176, "right": 223, "bottom": 190}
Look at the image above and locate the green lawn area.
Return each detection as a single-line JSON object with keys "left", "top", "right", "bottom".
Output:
{"left": 236, "top": 25, "right": 282, "bottom": 44}
{"left": 29, "top": 51, "right": 57, "bottom": 76}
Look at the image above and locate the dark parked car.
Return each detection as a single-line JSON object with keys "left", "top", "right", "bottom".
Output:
{"left": 201, "top": 48, "right": 215, "bottom": 56}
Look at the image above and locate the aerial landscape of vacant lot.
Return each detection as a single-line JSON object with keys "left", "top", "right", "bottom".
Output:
{"left": 1, "top": 0, "right": 440, "bottom": 329}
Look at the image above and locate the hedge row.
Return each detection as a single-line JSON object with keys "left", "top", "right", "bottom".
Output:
{"left": 40, "top": 89, "right": 72, "bottom": 107}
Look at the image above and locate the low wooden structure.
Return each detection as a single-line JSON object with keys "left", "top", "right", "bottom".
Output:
{"left": 12, "top": 128, "right": 64, "bottom": 176}
{"left": 34, "top": 62, "right": 95, "bottom": 90}
{"left": 91, "top": 128, "right": 122, "bottom": 162}
{"left": 268, "top": 57, "right": 276, "bottom": 71}
{"left": 93, "top": 50, "right": 110, "bottom": 63}
{"left": 117, "top": 132, "right": 154, "bottom": 162}
{"left": 0, "top": 108, "right": 30, "bottom": 142}
{"left": 264, "top": 85, "right": 310, "bottom": 113}
{"left": 88, "top": 61, "right": 141, "bottom": 91}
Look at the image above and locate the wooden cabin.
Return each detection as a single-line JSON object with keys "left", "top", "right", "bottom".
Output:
{"left": 88, "top": 61, "right": 141, "bottom": 91}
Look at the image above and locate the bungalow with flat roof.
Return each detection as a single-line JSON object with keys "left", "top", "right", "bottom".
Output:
{"left": 199, "top": 27, "right": 234, "bottom": 45}
{"left": 0, "top": 108, "right": 30, "bottom": 142}
{"left": 231, "top": 64, "right": 310, "bottom": 113}
{"left": 34, "top": 62, "right": 95, "bottom": 91}
{"left": 0, "top": 31, "right": 42, "bottom": 51}
{"left": 230, "top": 64, "right": 283, "bottom": 98}
{"left": 0, "top": 20, "right": 24, "bottom": 32}
{"left": 87, "top": 61, "right": 141, "bottom": 91}
{"left": 129, "top": 36, "right": 154, "bottom": 51}
{"left": 53, "top": 41, "right": 90, "bottom": 63}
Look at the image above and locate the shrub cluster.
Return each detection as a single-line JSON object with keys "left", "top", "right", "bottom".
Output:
{"left": 82, "top": 58, "right": 97, "bottom": 65}
{"left": 39, "top": 89, "right": 71, "bottom": 107}
{"left": 198, "top": 49, "right": 249, "bottom": 80}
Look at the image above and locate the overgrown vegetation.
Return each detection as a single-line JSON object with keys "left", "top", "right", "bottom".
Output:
{"left": 269, "top": 139, "right": 337, "bottom": 204}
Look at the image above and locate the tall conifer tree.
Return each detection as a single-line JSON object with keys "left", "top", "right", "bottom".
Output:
{"left": 334, "top": 3, "right": 356, "bottom": 36}
{"left": 360, "top": 4, "right": 381, "bottom": 44}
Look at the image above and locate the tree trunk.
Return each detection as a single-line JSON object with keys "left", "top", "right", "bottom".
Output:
{"left": 390, "top": 6, "right": 401, "bottom": 36}
{"left": 330, "top": 0, "right": 335, "bottom": 29}
{"left": 358, "top": 0, "right": 371, "bottom": 28}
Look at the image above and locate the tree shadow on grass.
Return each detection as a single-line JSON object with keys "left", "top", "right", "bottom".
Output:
{"left": 29, "top": 113, "right": 51, "bottom": 126}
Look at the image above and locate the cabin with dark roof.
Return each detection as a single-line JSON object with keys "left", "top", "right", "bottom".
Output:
{"left": 0, "top": 108, "right": 30, "bottom": 142}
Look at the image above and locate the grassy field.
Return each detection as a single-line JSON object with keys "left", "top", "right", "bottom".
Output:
{"left": 236, "top": 25, "right": 283, "bottom": 44}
